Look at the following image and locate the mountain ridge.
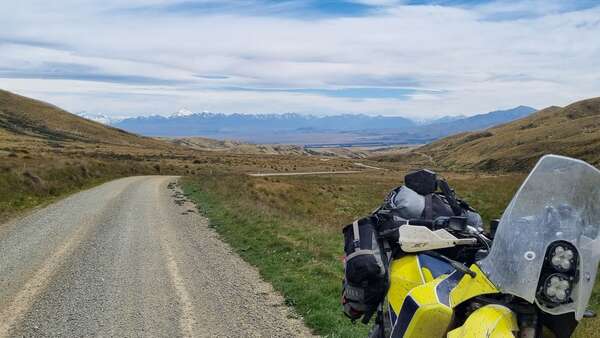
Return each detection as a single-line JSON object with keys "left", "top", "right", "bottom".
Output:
{"left": 110, "top": 106, "right": 536, "bottom": 144}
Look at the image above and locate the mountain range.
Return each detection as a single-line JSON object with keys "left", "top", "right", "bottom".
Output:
{"left": 110, "top": 106, "right": 536, "bottom": 145}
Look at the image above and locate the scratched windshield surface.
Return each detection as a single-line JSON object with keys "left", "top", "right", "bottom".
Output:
{"left": 478, "top": 155, "right": 600, "bottom": 319}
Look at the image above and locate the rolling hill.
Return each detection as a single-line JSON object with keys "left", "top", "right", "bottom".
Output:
{"left": 166, "top": 137, "right": 310, "bottom": 155}
{"left": 398, "top": 97, "right": 600, "bottom": 171}
{"left": 0, "top": 89, "right": 170, "bottom": 149}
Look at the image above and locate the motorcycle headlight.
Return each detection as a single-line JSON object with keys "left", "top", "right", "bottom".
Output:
{"left": 548, "top": 242, "right": 577, "bottom": 272}
{"left": 542, "top": 273, "right": 572, "bottom": 304}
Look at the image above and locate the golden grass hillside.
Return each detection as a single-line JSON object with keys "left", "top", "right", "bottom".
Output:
{"left": 0, "top": 89, "right": 171, "bottom": 149}
{"left": 375, "top": 97, "right": 600, "bottom": 171}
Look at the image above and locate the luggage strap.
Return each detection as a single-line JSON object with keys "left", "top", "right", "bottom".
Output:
{"left": 438, "top": 179, "right": 463, "bottom": 216}
{"left": 346, "top": 249, "right": 375, "bottom": 261}
{"left": 352, "top": 220, "right": 360, "bottom": 250}
{"left": 424, "top": 194, "right": 433, "bottom": 220}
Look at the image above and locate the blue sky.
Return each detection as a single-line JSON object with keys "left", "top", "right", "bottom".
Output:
{"left": 1, "top": 0, "right": 600, "bottom": 118}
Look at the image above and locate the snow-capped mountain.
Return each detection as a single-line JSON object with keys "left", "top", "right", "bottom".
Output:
{"left": 113, "top": 112, "right": 417, "bottom": 137}
{"left": 76, "top": 112, "right": 118, "bottom": 125}
{"left": 170, "top": 109, "right": 195, "bottom": 118}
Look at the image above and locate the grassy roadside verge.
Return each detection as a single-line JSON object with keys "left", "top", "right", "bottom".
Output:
{"left": 1, "top": 162, "right": 111, "bottom": 223}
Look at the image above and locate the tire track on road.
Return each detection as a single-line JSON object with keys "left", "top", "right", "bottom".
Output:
{"left": 161, "top": 239, "right": 198, "bottom": 338}
{"left": 0, "top": 224, "right": 89, "bottom": 338}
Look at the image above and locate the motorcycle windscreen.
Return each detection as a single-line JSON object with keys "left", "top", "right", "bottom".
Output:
{"left": 478, "top": 155, "right": 600, "bottom": 319}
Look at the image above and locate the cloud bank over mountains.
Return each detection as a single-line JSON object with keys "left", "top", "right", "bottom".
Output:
{"left": 1, "top": 0, "right": 599, "bottom": 118}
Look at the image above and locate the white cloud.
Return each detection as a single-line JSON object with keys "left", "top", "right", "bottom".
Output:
{"left": 1, "top": 1, "right": 600, "bottom": 118}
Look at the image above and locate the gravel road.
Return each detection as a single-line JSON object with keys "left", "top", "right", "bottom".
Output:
{"left": 0, "top": 176, "right": 314, "bottom": 337}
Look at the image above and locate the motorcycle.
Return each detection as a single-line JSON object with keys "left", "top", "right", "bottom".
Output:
{"left": 378, "top": 155, "right": 600, "bottom": 337}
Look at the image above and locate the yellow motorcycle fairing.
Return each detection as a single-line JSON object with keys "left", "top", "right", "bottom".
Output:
{"left": 387, "top": 254, "right": 501, "bottom": 338}
{"left": 387, "top": 254, "right": 455, "bottom": 315}
{"left": 449, "top": 264, "right": 499, "bottom": 307}
{"left": 447, "top": 304, "right": 519, "bottom": 338}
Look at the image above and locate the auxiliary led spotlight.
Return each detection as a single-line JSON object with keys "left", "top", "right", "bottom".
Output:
{"left": 542, "top": 273, "right": 572, "bottom": 304}
{"left": 547, "top": 241, "right": 578, "bottom": 273}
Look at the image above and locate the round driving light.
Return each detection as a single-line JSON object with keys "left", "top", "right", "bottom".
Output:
{"left": 542, "top": 273, "right": 572, "bottom": 304}
{"left": 547, "top": 241, "right": 577, "bottom": 272}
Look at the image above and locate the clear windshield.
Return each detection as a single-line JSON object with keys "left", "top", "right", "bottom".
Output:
{"left": 478, "top": 155, "right": 600, "bottom": 319}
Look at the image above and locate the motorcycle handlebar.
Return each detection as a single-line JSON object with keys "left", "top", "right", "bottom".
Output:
{"left": 377, "top": 219, "right": 434, "bottom": 237}
{"left": 378, "top": 218, "right": 490, "bottom": 248}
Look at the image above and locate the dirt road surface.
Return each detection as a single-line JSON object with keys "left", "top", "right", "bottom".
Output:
{"left": 0, "top": 176, "right": 314, "bottom": 337}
